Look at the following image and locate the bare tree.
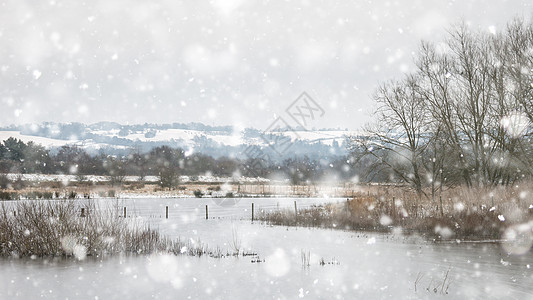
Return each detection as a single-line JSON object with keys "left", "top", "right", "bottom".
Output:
{"left": 350, "top": 75, "right": 430, "bottom": 213}
{"left": 350, "top": 17, "right": 533, "bottom": 197}
{"left": 105, "top": 157, "right": 127, "bottom": 186}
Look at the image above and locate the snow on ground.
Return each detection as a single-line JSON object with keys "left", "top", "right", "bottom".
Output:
{"left": 206, "top": 132, "right": 244, "bottom": 147}
{"left": 0, "top": 129, "right": 358, "bottom": 148}
{"left": 0, "top": 197, "right": 531, "bottom": 299}
{"left": 96, "top": 128, "right": 244, "bottom": 147}
{"left": 0, "top": 131, "right": 77, "bottom": 147}
{"left": 284, "top": 130, "right": 356, "bottom": 145}
{"left": 4, "top": 173, "right": 269, "bottom": 184}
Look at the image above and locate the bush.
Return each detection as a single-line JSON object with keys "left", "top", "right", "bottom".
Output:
{"left": 144, "top": 130, "right": 156, "bottom": 138}
{"left": 0, "top": 191, "right": 18, "bottom": 200}
{"left": 193, "top": 190, "right": 203, "bottom": 198}
{"left": 258, "top": 195, "right": 507, "bottom": 240}
{"left": 0, "top": 174, "right": 10, "bottom": 189}
{"left": 12, "top": 176, "right": 25, "bottom": 190}
{"left": 158, "top": 167, "right": 179, "bottom": 190}
{"left": 0, "top": 200, "right": 213, "bottom": 258}
{"left": 24, "top": 191, "right": 43, "bottom": 199}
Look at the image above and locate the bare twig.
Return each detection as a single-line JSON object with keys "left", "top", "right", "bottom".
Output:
{"left": 441, "top": 266, "right": 452, "bottom": 294}
{"left": 415, "top": 272, "right": 424, "bottom": 292}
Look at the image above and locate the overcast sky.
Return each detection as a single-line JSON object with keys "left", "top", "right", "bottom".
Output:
{"left": 0, "top": 0, "right": 531, "bottom": 130}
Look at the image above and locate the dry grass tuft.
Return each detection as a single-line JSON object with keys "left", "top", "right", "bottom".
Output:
{"left": 0, "top": 200, "right": 212, "bottom": 258}
{"left": 259, "top": 184, "right": 533, "bottom": 240}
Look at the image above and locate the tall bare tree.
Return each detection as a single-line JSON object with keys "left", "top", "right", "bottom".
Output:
{"left": 350, "top": 17, "right": 533, "bottom": 198}
{"left": 350, "top": 75, "right": 430, "bottom": 209}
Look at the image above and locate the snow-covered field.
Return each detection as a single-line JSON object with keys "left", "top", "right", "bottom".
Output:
{"left": 90, "top": 128, "right": 356, "bottom": 146}
{"left": 0, "top": 131, "right": 79, "bottom": 147}
{"left": 0, "top": 197, "right": 531, "bottom": 299}
{"left": 0, "top": 131, "right": 131, "bottom": 150}
{"left": 0, "top": 128, "right": 356, "bottom": 149}
{"left": 125, "top": 129, "right": 244, "bottom": 147}
{"left": 4, "top": 173, "right": 269, "bottom": 184}
{"left": 283, "top": 130, "right": 355, "bottom": 146}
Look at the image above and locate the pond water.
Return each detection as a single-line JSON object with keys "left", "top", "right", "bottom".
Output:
{"left": 1, "top": 197, "right": 532, "bottom": 299}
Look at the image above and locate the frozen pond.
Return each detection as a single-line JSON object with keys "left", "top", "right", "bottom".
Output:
{"left": 1, "top": 197, "right": 532, "bottom": 299}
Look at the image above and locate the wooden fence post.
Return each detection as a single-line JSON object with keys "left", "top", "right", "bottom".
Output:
{"left": 252, "top": 203, "right": 254, "bottom": 222}
{"left": 440, "top": 196, "right": 444, "bottom": 217}
{"left": 205, "top": 205, "right": 208, "bottom": 220}
{"left": 392, "top": 197, "right": 395, "bottom": 217}
{"left": 166, "top": 206, "right": 168, "bottom": 219}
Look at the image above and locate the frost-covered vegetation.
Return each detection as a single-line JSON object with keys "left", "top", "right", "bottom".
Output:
{"left": 0, "top": 200, "right": 214, "bottom": 259}
{"left": 260, "top": 184, "right": 533, "bottom": 240}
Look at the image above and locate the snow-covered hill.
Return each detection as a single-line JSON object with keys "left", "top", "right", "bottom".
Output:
{"left": 0, "top": 122, "right": 360, "bottom": 159}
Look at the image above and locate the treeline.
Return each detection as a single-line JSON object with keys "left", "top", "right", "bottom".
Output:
{"left": 350, "top": 18, "right": 533, "bottom": 199}
{"left": 0, "top": 138, "right": 357, "bottom": 188}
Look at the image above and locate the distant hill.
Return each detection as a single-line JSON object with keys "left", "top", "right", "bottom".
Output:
{"left": 0, "top": 122, "right": 362, "bottom": 161}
